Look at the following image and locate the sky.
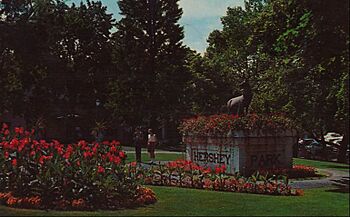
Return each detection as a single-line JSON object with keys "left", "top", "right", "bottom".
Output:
{"left": 69, "top": 0, "right": 245, "bottom": 54}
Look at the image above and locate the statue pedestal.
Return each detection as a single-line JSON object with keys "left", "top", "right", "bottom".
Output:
{"left": 183, "top": 130, "right": 297, "bottom": 175}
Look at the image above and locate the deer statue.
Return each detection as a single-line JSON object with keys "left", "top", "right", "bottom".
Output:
{"left": 227, "top": 81, "right": 252, "bottom": 116}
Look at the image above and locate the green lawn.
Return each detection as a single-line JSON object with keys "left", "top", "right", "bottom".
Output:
{"left": 125, "top": 152, "right": 184, "bottom": 163}
{"left": 0, "top": 186, "right": 348, "bottom": 216}
{"left": 1, "top": 155, "right": 348, "bottom": 216}
{"left": 293, "top": 158, "right": 350, "bottom": 171}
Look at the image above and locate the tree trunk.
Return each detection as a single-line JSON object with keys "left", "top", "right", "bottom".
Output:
{"left": 319, "top": 130, "right": 328, "bottom": 161}
{"left": 338, "top": 132, "right": 349, "bottom": 163}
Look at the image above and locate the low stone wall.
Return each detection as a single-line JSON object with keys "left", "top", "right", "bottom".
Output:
{"left": 183, "top": 130, "right": 297, "bottom": 175}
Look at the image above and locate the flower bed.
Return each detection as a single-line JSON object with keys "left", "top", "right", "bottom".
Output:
{"left": 179, "top": 113, "right": 296, "bottom": 136}
{"left": 0, "top": 123, "right": 156, "bottom": 210}
{"left": 130, "top": 159, "right": 304, "bottom": 196}
{"left": 258, "top": 165, "right": 318, "bottom": 179}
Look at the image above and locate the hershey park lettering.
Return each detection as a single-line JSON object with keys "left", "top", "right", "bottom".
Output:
{"left": 192, "top": 151, "right": 231, "bottom": 164}
{"left": 250, "top": 153, "right": 281, "bottom": 167}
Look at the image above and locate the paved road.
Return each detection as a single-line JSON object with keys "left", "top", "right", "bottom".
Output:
{"left": 290, "top": 168, "right": 349, "bottom": 189}
{"left": 123, "top": 146, "right": 183, "bottom": 154}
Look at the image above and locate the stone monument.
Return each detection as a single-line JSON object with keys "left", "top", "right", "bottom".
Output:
{"left": 180, "top": 114, "right": 297, "bottom": 175}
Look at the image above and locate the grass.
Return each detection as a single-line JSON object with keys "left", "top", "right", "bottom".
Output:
{"left": 124, "top": 152, "right": 184, "bottom": 163}
{"left": 0, "top": 186, "right": 348, "bottom": 216}
{"left": 293, "top": 158, "right": 350, "bottom": 171}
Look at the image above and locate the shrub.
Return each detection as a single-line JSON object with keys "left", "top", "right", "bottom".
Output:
{"left": 0, "top": 123, "right": 156, "bottom": 210}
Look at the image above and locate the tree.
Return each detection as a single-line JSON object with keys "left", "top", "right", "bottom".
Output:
{"left": 204, "top": 0, "right": 270, "bottom": 113}
{"left": 249, "top": 0, "right": 349, "bottom": 162}
{"left": 203, "top": 0, "right": 349, "bottom": 162}
{"left": 47, "top": 1, "right": 114, "bottom": 120}
{"left": 1, "top": 0, "right": 115, "bottom": 138}
{"left": 0, "top": 0, "right": 51, "bottom": 119}
{"left": 108, "top": 0, "right": 189, "bottom": 128}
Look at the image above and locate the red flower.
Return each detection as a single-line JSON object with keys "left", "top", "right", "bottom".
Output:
{"left": 215, "top": 164, "right": 226, "bottom": 174}
{"left": 14, "top": 127, "right": 24, "bottom": 134}
{"left": 63, "top": 152, "right": 71, "bottom": 159}
{"left": 110, "top": 146, "right": 117, "bottom": 153}
{"left": 202, "top": 167, "right": 211, "bottom": 174}
{"left": 92, "top": 144, "right": 99, "bottom": 153}
{"left": 56, "top": 146, "right": 63, "bottom": 155}
{"left": 114, "top": 156, "right": 121, "bottom": 165}
{"left": 39, "top": 155, "right": 52, "bottom": 165}
{"left": 111, "top": 140, "right": 120, "bottom": 146}
{"left": 97, "top": 166, "right": 105, "bottom": 173}
{"left": 215, "top": 166, "right": 221, "bottom": 174}
{"left": 11, "top": 159, "right": 17, "bottom": 167}
{"left": 119, "top": 151, "right": 125, "bottom": 158}
{"left": 221, "top": 164, "right": 226, "bottom": 171}
{"left": 83, "top": 151, "right": 93, "bottom": 159}
{"left": 4, "top": 129, "right": 10, "bottom": 136}
{"left": 4, "top": 152, "right": 9, "bottom": 159}
{"left": 30, "top": 150, "right": 36, "bottom": 157}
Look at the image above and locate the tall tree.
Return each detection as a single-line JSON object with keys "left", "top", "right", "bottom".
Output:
{"left": 108, "top": 0, "right": 189, "bottom": 128}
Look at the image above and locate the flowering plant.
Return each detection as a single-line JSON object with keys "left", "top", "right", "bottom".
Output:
{"left": 179, "top": 113, "right": 296, "bottom": 136}
{"left": 0, "top": 123, "right": 156, "bottom": 210}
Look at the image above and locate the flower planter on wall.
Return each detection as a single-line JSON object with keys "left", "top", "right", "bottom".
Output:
{"left": 183, "top": 129, "right": 297, "bottom": 175}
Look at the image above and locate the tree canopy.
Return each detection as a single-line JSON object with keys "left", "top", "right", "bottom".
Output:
{"left": 0, "top": 0, "right": 348, "bottom": 160}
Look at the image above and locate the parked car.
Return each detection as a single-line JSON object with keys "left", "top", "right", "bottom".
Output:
{"left": 324, "top": 132, "right": 343, "bottom": 146}
{"left": 298, "top": 138, "right": 338, "bottom": 160}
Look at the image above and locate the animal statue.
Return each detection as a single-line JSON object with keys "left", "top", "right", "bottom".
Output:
{"left": 227, "top": 81, "right": 253, "bottom": 115}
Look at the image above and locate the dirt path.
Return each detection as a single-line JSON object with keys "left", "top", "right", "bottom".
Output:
{"left": 290, "top": 168, "right": 349, "bottom": 189}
